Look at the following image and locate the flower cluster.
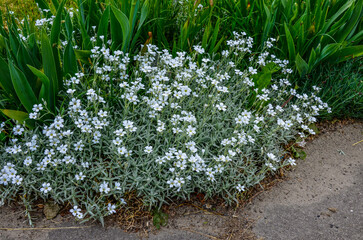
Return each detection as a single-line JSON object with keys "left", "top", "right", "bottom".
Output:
{"left": 0, "top": 32, "right": 328, "bottom": 223}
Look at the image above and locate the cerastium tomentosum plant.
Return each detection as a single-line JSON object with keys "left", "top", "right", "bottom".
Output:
{"left": 0, "top": 32, "right": 329, "bottom": 225}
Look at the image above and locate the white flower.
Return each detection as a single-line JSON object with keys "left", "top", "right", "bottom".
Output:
{"left": 13, "top": 125, "right": 24, "bottom": 136}
{"left": 98, "top": 110, "right": 108, "bottom": 118}
{"left": 186, "top": 125, "right": 196, "bottom": 137}
{"left": 107, "top": 203, "right": 116, "bottom": 215}
{"left": 144, "top": 146, "right": 153, "bottom": 154}
{"left": 287, "top": 158, "right": 296, "bottom": 166}
{"left": 113, "top": 137, "right": 122, "bottom": 146}
{"left": 99, "top": 181, "right": 110, "bottom": 194}
{"left": 267, "top": 153, "right": 277, "bottom": 162}
{"left": 120, "top": 198, "right": 127, "bottom": 205}
{"left": 117, "top": 146, "right": 127, "bottom": 155}
{"left": 40, "top": 183, "right": 52, "bottom": 193}
{"left": 24, "top": 156, "right": 32, "bottom": 166}
{"left": 265, "top": 162, "right": 276, "bottom": 171}
{"left": 70, "top": 206, "right": 81, "bottom": 216}
{"left": 12, "top": 175, "right": 23, "bottom": 185}
{"left": 70, "top": 206, "right": 84, "bottom": 219}
{"left": 236, "top": 184, "right": 245, "bottom": 192}
{"left": 123, "top": 120, "right": 134, "bottom": 129}
{"left": 215, "top": 102, "right": 227, "bottom": 111}
{"left": 115, "top": 182, "right": 121, "bottom": 190}
{"left": 74, "top": 141, "right": 84, "bottom": 151}
{"left": 75, "top": 172, "right": 86, "bottom": 181}
{"left": 248, "top": 67, "right": 257, "bottom": 74}
{"left": 193, "top": 45, "right": 205, "bottom": 54}
{"left": 32, "top": 104, "right": 43, "bottom": 112}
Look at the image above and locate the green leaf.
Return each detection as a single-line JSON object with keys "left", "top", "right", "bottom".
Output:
{"left": 308, "top": 49, "right": 317, "bottom": 71}
{"left": 50, "top": 0, "right": 66, "bottom": 45}
{"left": 65, "top": 12, "right": 73, "bottom": 41}
{"left": 27, "top": 65, "right": 54, "bottom": 111}
{"left": 138, "top": 0, "right": 149, "bottom": 31}
{"left": 77, "top": 3, "right": 91, "bottom": 50}
{"left": 0, "top": 57, "right": 16, "bottom": 97}
{"left": 325, "top": 45, "right": 363, "bottom": 63}
{"left": 41, "top": 32, "right": 58, "bottom": 112}
{"left": 295, "top": 53, "right": 308, "bottom": 75}
{"left": 0, "top": 109, "right": 29, "bottom": 124}
{"left": 51, "top": 0, "right": 60, "bottom": 11}
{"left": 74, "top": 49, "right": 91, "bottom": 64}
{"left": 209, "top": 18, "right": 220, "bottom": 53}
{"left": 0, "top": 34, "right": 5, "bottom": 49}
{"left": 284, "top": 23, "right": 296, "bottom": 64}
{"left": 63, "top": 41, "right": 78, "bottom": 76}
{"left": 252, "top": 62, "right": 279, "bottom": 91}
{"left": 110, "top": 9, "right": 123, "bottom": 50}
{"left": 97, "top": 6, "right": 110, "bottom": 46}
{"left": 111, "top": 6, "right": 131, "bottom": 52}
{"left": 319, "top": 43, "right": 341, "bottom": 61}
{"left": 321, "top": 0, "right": 353, "bottom": 34}
{"left": 8, "top": 62, "right": 38, "bottom": 113}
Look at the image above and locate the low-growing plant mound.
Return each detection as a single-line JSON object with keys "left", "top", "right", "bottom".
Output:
{"left": 0, "top": 32, "right": 328, "bottom": 224}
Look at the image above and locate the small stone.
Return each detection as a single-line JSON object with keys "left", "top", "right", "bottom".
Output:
{"left": 328, "top": 207, "right": 337, "bottom": 213}
{"left": 43, "top": 202, "right": 60, "bottom": 220}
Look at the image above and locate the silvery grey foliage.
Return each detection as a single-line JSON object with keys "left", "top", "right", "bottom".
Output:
{"left": 0, "top": 32, "right": 328, "bottom": 224}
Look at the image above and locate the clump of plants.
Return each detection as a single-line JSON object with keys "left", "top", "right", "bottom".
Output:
{"left": 0, "top": 31, "right": 328, "bottom": 224}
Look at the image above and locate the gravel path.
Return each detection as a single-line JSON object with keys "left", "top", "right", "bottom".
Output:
{"left": 1, "top": 122, "right": 362, "bottom": 240}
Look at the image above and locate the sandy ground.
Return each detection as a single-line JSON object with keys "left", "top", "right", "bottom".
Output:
{"left": 0, "top": 122, "right": 362, "bottom": 240}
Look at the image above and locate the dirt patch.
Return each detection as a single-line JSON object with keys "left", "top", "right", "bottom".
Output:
{"left": 0, "top": 122, "right": 362, "bottom": 239}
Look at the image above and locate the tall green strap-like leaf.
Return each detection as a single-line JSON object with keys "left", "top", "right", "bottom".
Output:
{"left": 0, "top": 34, "right": 5, "bottom": 49}
{"left": 138, "top": 0, "right": 149, "bottom": 31}
{"left": 65, "top": 13, "right": 73, "bottom": 41}
{"left": 63, "top": 41, "right": 77, "bottom": 76}
{"left": 307, "top": 49, "right": 317, "bottom": 72}
{"left": 209, "top": 18, "right": 221, "bottom": 53}
{"left": 334, "top": 0, "right": 363, "bottom": 43}
{"left": 321, "top": 0, "right": 353, "bottom": 34}
{"left": 50, "top": 0, "right": 66, "bottom": 91}
{"left": 325, "top": 45, "right": 363, "bottom": 63}
{"left": 0, "top": 57, "right": 16, "bottom": 97}
{"left": 0, "top": 8, "right": 3, "bottom": 29}
{"left": 8, "top": 62, "right": 38, "bottom": 113}
{"left": 319, "top": 43, "right": 342, "bottom": 62}
{"left": 17, "top": 42, "right": 38, "bottom": 92}
{"left": 0, "top": 109, "right": 28, "bottom": 124}
{"left": 349, "top": 30, "right": 363, "bottom": 43}
{"left": 129, "top": 0, "right": 139, "bottom": 36}
{"left": 284, "top": 23, "right": 296, "bottom": 64}
{"left": 77, "top": 0, "right": 91, "bottom": 50}
{"left": 202, "top": 22, "right": 211, "bottom": 49}
{"left": 295, "top": 53, "right": 309, "bottom": 76}
{"left": 41, "top": 32, "right": 58, "bottom": 111}
{"left": 51, "top": 0, "right": 60, "bottom": 11}
{"left": 27, "top": 65, "right": 54, "bottom": 112}
{"left": 97, "top": 6, "right": 110, "bottom": 46}
{"left": 8, "top": 30, "right": 20, "bottom": 63}
{"left": 50, "top": 0, "right": 66, "bottom": 45}
{"left": 111, "top": 6, "right": 131, "bottom": 52}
